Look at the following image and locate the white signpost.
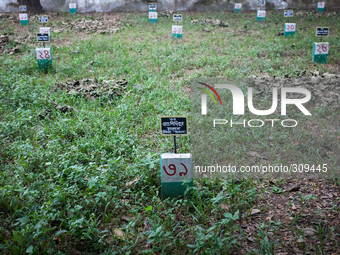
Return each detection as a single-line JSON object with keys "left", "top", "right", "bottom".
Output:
{"left": 149, "top": 3, "right": 156, "bottom": 11}
{"left": 19, "top": 13, "right": 29, "bottom": 25}
{"left": 160, "top": 116, "right": 191, "bottom": 199}
{"left": 313, "top": 27, "right": 329, "bottom": 64}
{"left": 149, "top": 12, "right": 157, "bottom": 23}
{"left": 317, "top": 2, "right": 325, "bottom": 11}
{"left": 234, "top": 3, "right": 242, "bottom": 13}
{"left": 284, "top": 23, "right": 296, "bottom": 37}
{"left": 40, "top": 27, "right": 51, "bottom": 41}
{"left": 69, "top": 3, "right": 77, "bottom": 14}
{"left": 161, "top": 153, "right": 192, "bottom": 199}
{"left": 257, "top": 10, "right": 266, "bottom": 22}
{"left": 172, "top": 26, "right": 183, "bottom": 38}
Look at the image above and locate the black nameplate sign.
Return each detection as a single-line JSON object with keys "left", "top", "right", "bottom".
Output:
{"left": 149, "top": 3, "right": 156, "bottom": 9}
{"left": 160, "top": 116, "right": 188, "bottom": 136}
{"left": 39, "top": 16, "right": 48, "bottom": 23}
{"left": 173, "top": 14, "right": 182, "bottom": 21}
{"left": 19, "top": 5, "right": 27, "bottom": 12}
{"left": 316, "top": 27, "right": 329, "bottom": 36}
{"left": 284, "top": 10, "right": 293, "bottom": 17}
{"left": 37, "top": 33, "right": 49, "bottom": 42}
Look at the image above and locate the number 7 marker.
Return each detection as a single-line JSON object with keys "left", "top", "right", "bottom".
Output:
{"left": 161, "top": 153, "right": 192, "bottom": 199}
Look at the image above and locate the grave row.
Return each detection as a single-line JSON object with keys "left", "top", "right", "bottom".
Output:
{"left": 18, "top": 4, "right": 78, "bottom": 71}
{"left": 17, "top": 2, "right": 331, "bottom": 198}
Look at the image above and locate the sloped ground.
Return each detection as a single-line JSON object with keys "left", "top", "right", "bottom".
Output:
{"left": 0, "top": 9, "right": 340, "bottom": 254}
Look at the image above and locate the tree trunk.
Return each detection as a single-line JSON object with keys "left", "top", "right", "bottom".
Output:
{"left": 21, "top": 0, "right": 44, "bottom": 14}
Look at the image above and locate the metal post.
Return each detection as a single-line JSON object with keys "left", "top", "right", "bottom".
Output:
{"left": 174, "top": 136, "right": 177, "bottom": 154}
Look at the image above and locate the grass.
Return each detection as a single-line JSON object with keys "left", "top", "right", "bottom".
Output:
{"left": 0, "top": 9, "right": 340, "bottom": 254}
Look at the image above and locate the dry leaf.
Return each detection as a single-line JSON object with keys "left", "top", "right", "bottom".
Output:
{"left": 251, "top": 209, "right": 261, "bottom": 215}
{"left": 125, "top": 176, "right": 141, "bottom": 187}
{"left": 287, "top": 185, "right": 300, "bottom": 192}
{"left": 248, "top": 151, "right": 261, "bottom": 157}
{"left": 248, "top": 151, "right": 267, "bottom": 160}
{"left": 221, "top": 203, "right": 229, "bottom": 210}
{"left": 121, "top": 216, "right": 131, "bottom": 221}
{"left": 114, "top": 229, "right": 126, "bottom": 239}
{"left": 304, "top": 228, "right": 316, "bottom": 236}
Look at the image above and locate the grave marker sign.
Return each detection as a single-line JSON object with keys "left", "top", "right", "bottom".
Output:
{"left": 19, "top": 5, "right": 27, "bottom": 12}
{"left": 149, "top": 3, "right": 156, "bottom": 11}
{"left": 39, "top": 16, "right": 48, "bottom": 23}
{"left": 234, "top": 3, "right": 242, "bottom": 13}
{"left": 284, "top": 10, "right": 293, "bottom": 17}
{"left": 173, "top": 14, "right": 182, "bottom": 22}
{"left": 172, "top": 25, "right": 183, "bottom": 38}
{"left": 257, "top": 10, "right": 266, "bottom": 22}
{"left": 316, "top": 27, "right": 329, "bottom": 37}
{"left": 36, "top": 48, "right": 53, "bottom": 71}
{"left": 69, "top": 3, "right": 77, "bottom": 14}
{"left": 19, "top": 13, "right": 29, "bottom": 25}
{"left": 149, "top": 12, "right": 157, "bottom": 23}
{"left": 161, "top": 153, "right": 193, "bottom": 199}
{"left": 284, "top": 23, "right": 296, "bottom": 37}
{"left": 317, "top": 2, "right": 325, "bottom": 11}
{"left": 36, "top": 33, "right": 49, "bottom": 42}
{"left": 313, "top": 42, "right": 328, "bottom": 64}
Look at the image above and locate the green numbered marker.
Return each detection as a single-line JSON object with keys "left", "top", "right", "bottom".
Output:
{"left": 234, "top": 3, "right": 242, "bottom": 13}
{"left": 284, "top": 23, "right": 296, "bottom": 37}
{"left": 36, "top": 48, "right": 53, "bottom": 71}
{"left": 172, "top": 26, "right": 183, "bottom": 38}
{"left": 313, "top": 42, "right": 329, "bottom": 64}
{"left": 149, "top": 12, "right": 157, "bottom": 23}
{"left": 19, "top": 13, "right": 29, "bottom": 25}
{"left": 69, "top": 3, "right": 77, "bottom": 14}
{"left": 257, "top": 10, "right": 266, "bottom": 22}
{"left": 161, "top": 153, "right": 193, "bottom": 199}
{"left": 317, "top": 2, "right": 325, "bottom": 12}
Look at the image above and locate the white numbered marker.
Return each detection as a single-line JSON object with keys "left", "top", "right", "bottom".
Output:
{"left": 69, "top": 3, "right": 76, "bottom": 9}
{"left": 257, "top": 10, "right": 266, "bottom": 17}
{"left": 172, "top": 26, "right": 183, "bottom": 34}
{"left": 149, "top": 12, "right": 157, "bottom": 19}
{"left": 314, "top": 43, "right": 329, "bottom": 55}
{"left": 36, "top": 48, "right": 52, "bottom": 60}
{"left": 40, "top": 27, "right": 51, "bottom": 35}
{"left": 317, "top": 2, "right": 324, "bottom": 8}
{"left": 285, "top": 23, "right": 296, "bottom": 32}
{"left": 235, "top": 3, "right": 242, "bottom": 9}
{"left": 19, "top": 13, "right": 28, "bottom": 20}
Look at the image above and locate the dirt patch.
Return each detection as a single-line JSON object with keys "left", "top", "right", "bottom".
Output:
{"left": 191, "top": 18, "right": 229, "bottom": 27}
{"left": 54, "top": 78, "right": 128, "bottom": 100}
{"left": 239, "top": 177, "right": 340, "bottom": 254}
{"left": 252, "top": 75, "right": 340, "bottom": 108}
